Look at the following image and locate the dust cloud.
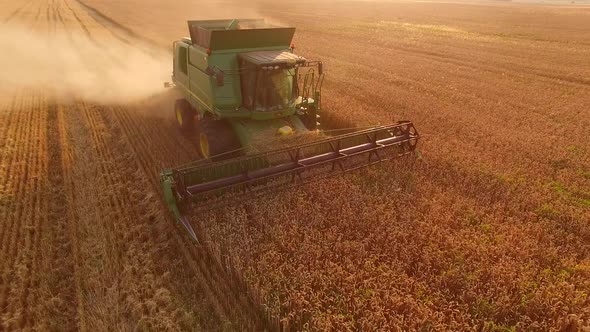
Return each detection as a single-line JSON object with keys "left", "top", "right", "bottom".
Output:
{"left": 0, "top": 24, "right": 170, "bottom": 104}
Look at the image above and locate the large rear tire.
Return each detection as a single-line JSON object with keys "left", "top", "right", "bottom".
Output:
{"left": 174, "top": 99, "right": 194, "bottom": 134}
{"left": 198, "top": 117, "right": 241, "bottom": 161}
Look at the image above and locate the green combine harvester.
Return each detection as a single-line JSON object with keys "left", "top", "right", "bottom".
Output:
{"left": 160, "top": 19, "right": 419, "bottom": 241}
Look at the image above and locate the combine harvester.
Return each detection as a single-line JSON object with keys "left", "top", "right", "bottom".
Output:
{"left": 161, "top": 19, "right": 419, "bottom": 241}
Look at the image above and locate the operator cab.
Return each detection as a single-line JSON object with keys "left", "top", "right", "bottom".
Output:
{"left": 238, "top": 50, "right": 306, "bottom": 112}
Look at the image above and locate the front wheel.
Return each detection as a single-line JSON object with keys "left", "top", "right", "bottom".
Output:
{"left": 198, "top": 118, "right": 241, "bottom": 161}
{"left": 174, "top": 99, "right": 194, "bottom": 133}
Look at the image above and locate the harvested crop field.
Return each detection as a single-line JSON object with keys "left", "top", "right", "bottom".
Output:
{"left": 1, "top": 0, "right": 589, "bottom": 331}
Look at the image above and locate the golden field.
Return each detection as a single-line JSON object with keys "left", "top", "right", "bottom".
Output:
{"left": 0, "top": 0, "right": 589, "bottom": 330}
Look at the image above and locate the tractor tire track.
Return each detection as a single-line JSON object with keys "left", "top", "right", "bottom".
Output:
{"left": 50, "top": 0, "right": 59, "bottom": 31}
{"left": 2, "top": 1, "right": 33, "bottom": 24}
{"left": 33, "top": 4, "right": 42, "bottom": 24}
{"left": 63, "top": 0, "right": 92, "bottom": 41}
{"left": 71, "top": 0, "right": 134, "bottom": 46}
{"left": 47, "top": 0, "right": 57, "bottom": 33}
{"left": 73, "top": 0, "right": 159, "bottom": 47}
{"left": 52, "top": 0, "right": 78, "bottom": 43}
{"left": 32, "top": 0, "right": 50, "bottom": 30}
{"left": 53, "top": 0, "right": 66, "bottom": 30}
{"left": 45, "top": 0, "right": 52, "bottom": 32}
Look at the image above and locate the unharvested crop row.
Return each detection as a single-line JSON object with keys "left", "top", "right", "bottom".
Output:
{"left": 193, "top": 156, "right": 589, "bottom": 330}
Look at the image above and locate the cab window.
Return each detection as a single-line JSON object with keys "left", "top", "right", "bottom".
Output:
{"left": 178, "top": 47, "right": 188, "bottom": 75}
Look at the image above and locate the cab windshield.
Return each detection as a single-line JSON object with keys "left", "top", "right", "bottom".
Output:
{"left": 240, "top": 62, "right": 297, "bottom": 111}
{"left": 254, "top": 69, "right": 295, "bottom": 111}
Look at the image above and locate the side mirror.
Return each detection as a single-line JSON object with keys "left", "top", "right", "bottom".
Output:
{"left": 318, "top": 62, "right": 324, "bottom": 75}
